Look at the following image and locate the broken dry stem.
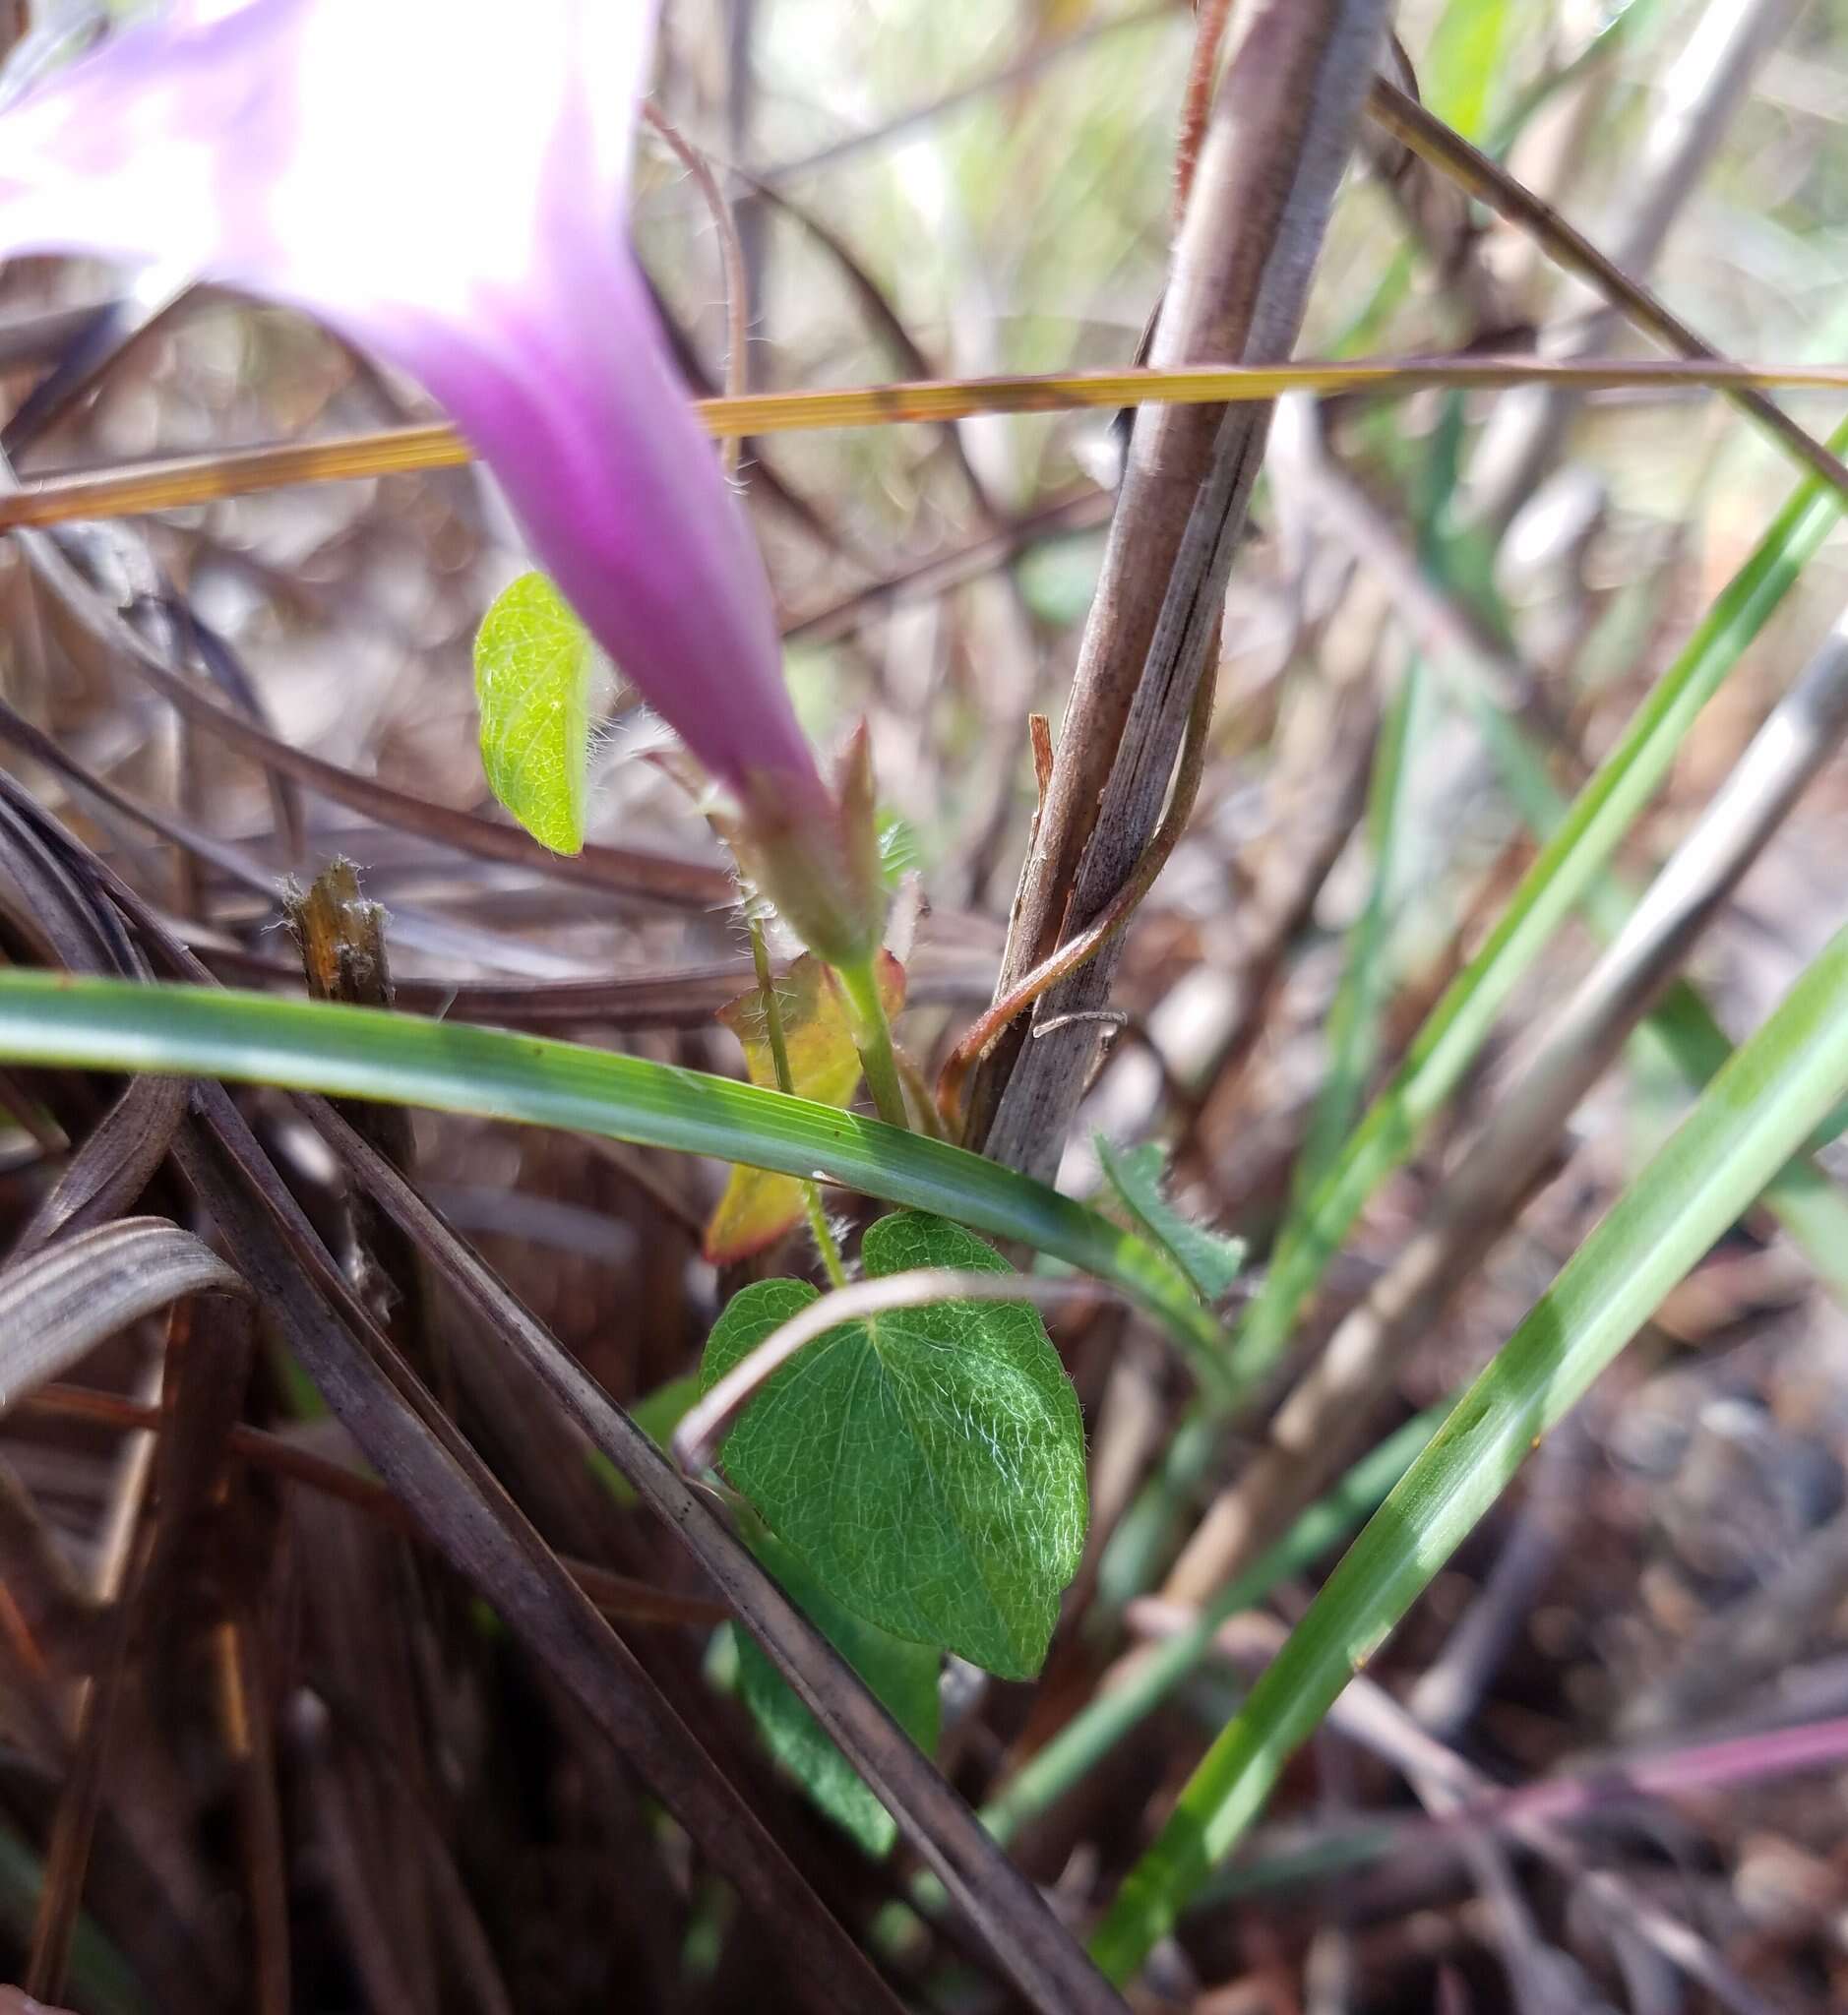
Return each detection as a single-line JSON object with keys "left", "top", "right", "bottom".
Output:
{"left": 970, "top": 0, "right": 1393, "bottom": 1176}
{"left": 937, "top": 654, "right": 1218, "bottom": 1133}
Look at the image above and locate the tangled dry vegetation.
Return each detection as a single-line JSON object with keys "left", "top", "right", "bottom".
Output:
{"left": 1, "top": 1, "right": 1848, "bottom": 2011}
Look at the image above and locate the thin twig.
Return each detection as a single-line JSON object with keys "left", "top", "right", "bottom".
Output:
{"left": 25, "top": 1290, "right": 183, "bottom": 2003}
{"left": 18, "top": 1383, "right": 730, "bottom": 1630}
{"left": 10, "top": 524, "right": 734, "bottom": 909}
{"left": 1367, "top": 73, "right": 1848, "bottom": 507}
{"left": 754, "top": 1, "right": 1174, "bottom": 185}
{"left": 1271, "top": 397, "right": 1537, "bottom": 712}
{"left": 725, "top": 166, "right": 1010, "bottom": 526}
{"left": 784, "top": 487, "right": 1112, "bottom": 645}
{"left": 25, "top": 1517, "right": 154, "bottom": 2002}
{"left": 1622, "top": 1494, "right": 1848, "bottom": 1735}
{"left": 641, "top": 103, "right": 750, "bottom": 480}
{"left": 1462, "top": 0, "right": 1804, "bottom": 531}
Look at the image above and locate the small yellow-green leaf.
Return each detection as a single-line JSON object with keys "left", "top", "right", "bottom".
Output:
{"left": 473, "top": 571, "right": 597, "bottom": 855}
{"left": 704, "top": 952, "right": 905, "bottom": 1264}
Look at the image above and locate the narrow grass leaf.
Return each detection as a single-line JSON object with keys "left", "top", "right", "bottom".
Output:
{"left": 0, "top": 973, "right": 1225, "bottom": 1368}
{"left": 1090, "top": 919, "right": 1848, "bottom": 1982}
{"left": 1289, "top": 659, "right": 1422, "bottom": 1208}
{"left": 1467, "top": 684, "right": 1848, "bottom": 1306}
{"left": 1237, "top": 409, "right": 1848, "bottom": 1388}
{"left": 1425, "top": 0, "right": 1513, "bottom": 140}
{"left": 6, "top": 360, "right": 1848, "bottom": 531}
{"left": 0, "top": 1217, "right": 247, "bottom": 1413}
{"left": 1098, "top": 414, "right": 1848, "bottom": 1604}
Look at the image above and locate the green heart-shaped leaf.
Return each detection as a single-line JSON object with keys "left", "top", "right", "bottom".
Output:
{"left": 701, "top": 1211, "right": 1088, "bottom": 1679}
{"left": 731, "top": 1531, "right": 941, "bottom": 1858}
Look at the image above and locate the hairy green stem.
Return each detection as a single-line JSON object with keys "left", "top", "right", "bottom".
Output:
{"left": 749, "top": 920, "right": 847, "bottom": 1288}
{"left": 836, "top": 955, "right": 911, "bottom": 1131}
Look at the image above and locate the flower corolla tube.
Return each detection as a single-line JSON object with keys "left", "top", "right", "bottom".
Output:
{"left": 0, "top": 0, "right": 881, "bottom": 960}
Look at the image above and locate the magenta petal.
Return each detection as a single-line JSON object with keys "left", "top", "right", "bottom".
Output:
{"left": 399, "top": 261, "right": 828, "bottom": 809}
{"left": 0, "top": 0, "right": 830, "bottom": 810}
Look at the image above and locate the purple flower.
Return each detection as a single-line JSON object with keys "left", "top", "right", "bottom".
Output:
{"left": 0, "top": 0, "right": 881, "bottom": 959}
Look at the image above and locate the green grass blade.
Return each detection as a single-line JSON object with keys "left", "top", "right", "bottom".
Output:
{"left": 1090, "top": 919, "right": 1848, "bottom": 1982}
{"left": 979, "top": 1407, "right": 1439, "bottom": 1847}
{"left": 1290, "top": 658, "right": 1423, "bottom": 1209}
{"left": 1425, "top": 0, "right": 1513, "bottom": 141}
{"left": 1097, "top": 413, "right": 1848, "bottom": 1603}
{"left": 1470, "top": 682, "right": 1848, "bottom": 1303}
{"left": 1236, "top": 409, "right": 1848, "bottom": 1391}
{"left": 0, "top": 974, "right": 1226, "bottom": 1373}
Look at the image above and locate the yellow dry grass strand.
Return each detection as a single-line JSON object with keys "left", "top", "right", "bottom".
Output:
{"left": 2, "top": 357, "right": 1844, "bottom": 529}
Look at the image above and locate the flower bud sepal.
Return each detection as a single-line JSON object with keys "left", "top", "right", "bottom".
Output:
{"left": 724, "top": 725, "right": 909, "bottom": 1129}
{"left": 729, "top": 722, "right": 887, "bottom": 975}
